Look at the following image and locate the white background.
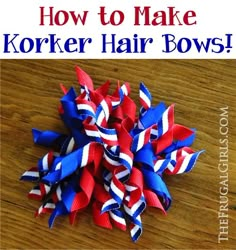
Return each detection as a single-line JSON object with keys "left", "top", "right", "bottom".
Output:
{"left": 0, "top": 0, "right": 235, "bottom": 58}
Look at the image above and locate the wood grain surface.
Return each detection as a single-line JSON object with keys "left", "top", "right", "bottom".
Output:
{"left": 1, "top": 59, "right": 236, "bottom": 249}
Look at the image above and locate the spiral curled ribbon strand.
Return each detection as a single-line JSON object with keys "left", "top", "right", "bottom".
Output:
{"left": 20, "top": 66, "right": 204, "bottom": 242}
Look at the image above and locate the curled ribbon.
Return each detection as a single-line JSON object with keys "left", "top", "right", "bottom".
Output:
{"left": 20, "top": 66, "right": 204, "bottom": 242}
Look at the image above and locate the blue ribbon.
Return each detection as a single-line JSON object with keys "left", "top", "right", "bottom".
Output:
{"left": 142, "top": 168, "right": 172, "bottom": 210}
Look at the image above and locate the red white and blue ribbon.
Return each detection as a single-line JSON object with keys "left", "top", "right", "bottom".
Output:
{"left": 20, "top": 66, "right": 204, "bottom": 242}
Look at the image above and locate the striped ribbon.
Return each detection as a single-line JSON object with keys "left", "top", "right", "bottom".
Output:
{"left": 20, "top": 66, "right": 204, "bottom": 242}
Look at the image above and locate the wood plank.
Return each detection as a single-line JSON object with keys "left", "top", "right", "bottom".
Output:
{"left": 1, "top": 59, "right": 236, "bottom": 249}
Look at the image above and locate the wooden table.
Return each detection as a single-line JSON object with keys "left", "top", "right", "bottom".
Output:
{"left": 1, "top": 60, "right": 236, "bottom": 249}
